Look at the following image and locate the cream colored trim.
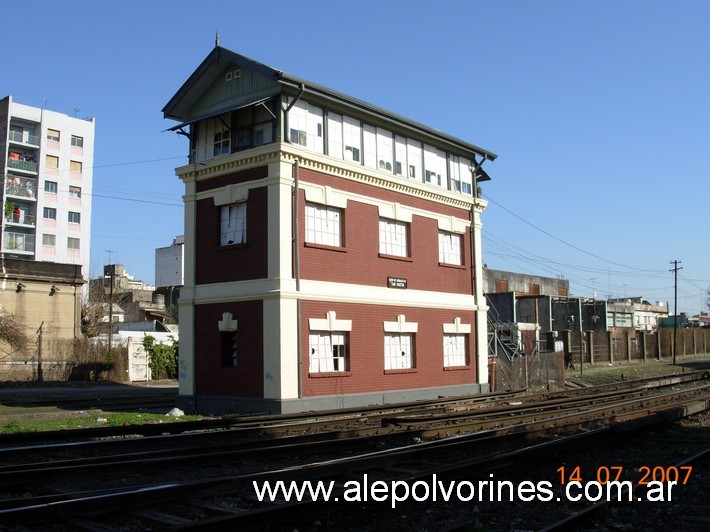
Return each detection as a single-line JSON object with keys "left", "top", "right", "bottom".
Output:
{"left": 217, "top": 312, "right": 238, "bottom": 332}
{"left": 214, "top": 186, "right": 249, "bottom": 206}
{"left": 443, "top": 317, "right": 472, "bottom": 334}
{"left": 303, "top": 185, "right": 348, "bottom": 209}
{"left": 309, "top": 311, "right": 353, "bottom": 332}
{"left": 378, "top": 202, "right": 412, "bottom": 223}
{"left": 300, "top": 180, "right": 469, "bottom": 231}
{"left": 175, "top": 143, "right": 488, "bottom": 213}
{"left": 184, "top": 278, "right": 481, "bottom": 312}
{"left": 384, "top": 314, "right": 418, "bottom": 333}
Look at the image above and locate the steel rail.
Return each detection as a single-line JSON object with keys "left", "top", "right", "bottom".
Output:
{"left": 0, "top": 388, "right": 706, "bottom": 527}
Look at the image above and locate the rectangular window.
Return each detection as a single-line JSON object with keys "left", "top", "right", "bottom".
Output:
{"left": 309, "top": 332, "right": 347, "bottom": 372}
{"left": 68, "top": 211, "right": 81, "bottom": 224}
{"left": 67, "top": 237, "right": 80, "bottom": 250}
{"left": 213, "top": 128, "right": 231, "bottom": 156}
{"left": 438, "top": 231, "right": 463, "bottom": 265}
{"left": 394, "top": 136, "right": 407, "bottom": 176}
{"left": 305, "top": 203, "right": 342, "bottom": 247}
{"left": 327, "top": 112, "right": 343, "bottom": 160}
{"left": 423, "top": 144, "right": 446, "bottom": 187}
{"left": 43, "top": 207, "right": 57, "bottom": 220}
{"left": 44, "top": 180, "right": 58, "bottom": 193}
{"left": 220, "top": 332, "right": 237, "bottom": 367}
{"left": 254, "top": 122, "right": 272, "bottom": 146}
{"left": 42, "top": 234, "right": 56, "bottom": 247}
{"left": 70, "top": 160, "right": 82, "bottom": 174}
{"left": 379, "top": 219, "right": 408, "bottom": 257}
{"left": 288, "top": 100, "right": 323, "bottom": 152}
{"left": 343, "top": 116, "right": 362, "bottom": 163}
{"left": 363, "top": 124, "right": 377, "bottom": 169}
{"left": 71, "top": 135, "right": 84, "bottom": 148}
{"left": 45, "top": 155, "right": 59, "bottom": 169}
{"left": 448, "top": 154, "right": 461, "bottom": 192}
{"left": 220, "top": 203, "right": 247, "bottom": 246}
{"left": 69, "top": 186, "right": 81, "bottom": 198}
{"left": 46, "top": 129, "right": 60, "bottom": 142}
{"left": 443, "top": 334, "right": 467, "bottom": 367}
{"left": 376, "top": 128, "right": 393, "bottom": 172}
{"left": 406, "top": 139, "right": 422, "bottom": 180}
{"left": 384, "top": 333, "right": 414, "bottom": 370}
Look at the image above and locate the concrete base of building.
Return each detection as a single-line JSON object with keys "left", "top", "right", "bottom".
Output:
{"left": 176, "top": 382, "right": 490, "bottom": 415}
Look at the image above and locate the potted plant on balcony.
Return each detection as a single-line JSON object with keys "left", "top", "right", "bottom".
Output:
{"left": 4, "top": 201, "right": 15, "bottom": 221}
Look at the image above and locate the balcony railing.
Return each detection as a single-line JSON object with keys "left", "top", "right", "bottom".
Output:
{"left": 5, "top": 212, "right": 36, "bottom": 226}
{"left": 8, "top": 129, "right": 40, "bottom": 146}
{"left": 2, "top": 232, "right": 35, "bottom": 253}
{"left": 7, "top": 158, "right": 38, "bottom": 173}
{"left": 5, "top": 176, "right": 37, "bottom": 199}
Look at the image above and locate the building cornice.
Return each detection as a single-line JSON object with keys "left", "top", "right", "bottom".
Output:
{"left": 176, "top": 143, "right": 488, "bottom": 213}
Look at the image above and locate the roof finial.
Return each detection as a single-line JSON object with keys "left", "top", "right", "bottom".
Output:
{"left": 215, "top": 31, "right": 220, "bottom": 48}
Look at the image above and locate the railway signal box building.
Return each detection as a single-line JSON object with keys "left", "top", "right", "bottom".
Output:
{"left": 163, "top": 46, "right": 497, "bottom": 413}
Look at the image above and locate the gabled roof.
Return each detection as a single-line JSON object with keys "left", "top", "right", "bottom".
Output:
{"left": 163, "top": 46, "right": 497, "bottom": 161}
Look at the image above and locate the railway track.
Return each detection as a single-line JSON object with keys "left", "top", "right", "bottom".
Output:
{"left": 0, "top": 371, "right": 707, "bottom": 530}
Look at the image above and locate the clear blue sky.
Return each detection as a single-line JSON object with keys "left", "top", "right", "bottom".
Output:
{"left": 2, "top": 1, "right": 708, "bottom": 315}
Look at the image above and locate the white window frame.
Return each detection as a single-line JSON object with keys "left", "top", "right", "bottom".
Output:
{"left": 343, "top": 116, "right": 362, "bottom": 162}
{"left": 438, "top": 231, "right": 463, "bottom": 265}
{"left": 68, "top": 211, "right": 81, "bottom": 224}
{"left": 46, "top": 129, "right": 60, "bottom": 142}
{"left": 379, "top": 218, "right": 408, "bottom": 257}
{"left": 309, "top": 332, "right": 347, "bottom": 373}
{"left": 384, "top": 333, "right": 414, "bottom": 370}
{"left": 443, "top": 333, "right": 467, "bottom": 367}
{"left": 42, "top": 234, "right": 56, "bottom": 247}
{"left": 67, "top": 237, "right": 80, "bottom": 250}
{"left": 71, "top": 135, "right": 84, "bottom": 148}
{"left": 43, "top": 207, "right": 57, "bottom": 220}
{"left": 376, "top": 127, "right": 393, "bottom": 172}
{"left": 69, "top": 186, "right": 81, "bottom": 199}
{"left": 305, "top": 203, "right": 342, "bottom": 247}
{"left": 220, "top": 203, "right": 247, "bottom": 246}
{"left": 44, "top": 180, "right": 57, "bottom": 194}
{"left": 213, "top": 128, "right": 231, "bottom": 156}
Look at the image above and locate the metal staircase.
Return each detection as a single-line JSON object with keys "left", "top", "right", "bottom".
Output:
{"left": 487, "top": 306, "right": 524, "bottom": 363}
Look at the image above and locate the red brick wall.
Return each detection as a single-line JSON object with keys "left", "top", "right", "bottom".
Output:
{"left": 301, "top": 300, "right": 478, "bottom": 397}
{"left": 196, "top": 166, "right": 268, "bottom": 193}
{"left": 194, "top": 300, "right": 264, "bottom": 397}
{"left": 298, "top": 188, "right": 473, "bottom": 295}
{"left": 195, "top": 186, "right": 268, "bottom": 284}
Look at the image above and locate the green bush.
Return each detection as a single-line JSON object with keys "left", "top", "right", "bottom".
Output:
{"left": 143, "top": 335, "right": 179, "bottom": 380}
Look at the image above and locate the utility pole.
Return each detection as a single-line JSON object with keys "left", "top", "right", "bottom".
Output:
{"left": 36, "top": 322, "right": 44, "bottom": 383}
{"left": 670, "top": 260, "right": 682, "bottom": 365}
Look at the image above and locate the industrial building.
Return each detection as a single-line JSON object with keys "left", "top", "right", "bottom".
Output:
{"left": 163, "top": 46, "right": 496, "bottom": 413}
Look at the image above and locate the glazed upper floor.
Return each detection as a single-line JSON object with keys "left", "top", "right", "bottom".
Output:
{"left": 164, "top": 47, "right": 496, "bottom": 199}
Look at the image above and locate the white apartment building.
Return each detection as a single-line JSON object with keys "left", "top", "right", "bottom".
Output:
{"left": 155, "top": 235, "right": 184, "bottom": 289}
{"left": 1, "top": 96, "right": 94, "bottom": 280}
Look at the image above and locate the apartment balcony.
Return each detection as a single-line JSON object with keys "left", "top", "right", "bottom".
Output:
{"left": 2, "top": 232, "right": 35, "bottom": 254}
{"left": 8, "top": 129, "right": 40, "bottom": 146}
{"left": 5, "top": 176, "right": 37, "bottom": 200}
{"left": 4, "top": 212, "right": 36, "bottom": 226}
{"left": 7, "top": 157, "right": 38, "bottom": 174}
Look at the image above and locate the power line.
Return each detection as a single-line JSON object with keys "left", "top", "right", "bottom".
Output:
{"left": 482, "top": 193, "right": 666, "bottom": 273}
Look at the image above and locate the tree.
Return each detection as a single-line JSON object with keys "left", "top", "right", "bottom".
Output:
{"left": 0, "top": 311, "right": 29, "bottom": 355}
